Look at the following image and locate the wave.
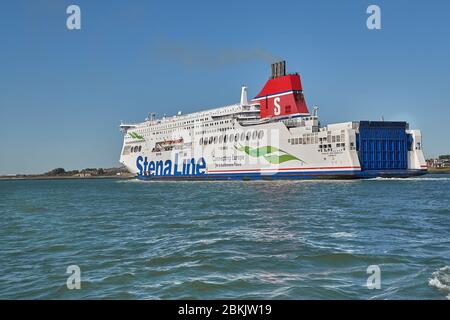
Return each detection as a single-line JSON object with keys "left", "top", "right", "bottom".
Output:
{"left": 428, "top": 266, "right": 450, "bottom": 299}
{"left": 330, "top": 232, "right": 355, "bottom": 238}
{"left": 114, "top": 178, "right": 148, "bottom": 184}
{"left": 367, "top": 177, "right": 450, "bottom": 182}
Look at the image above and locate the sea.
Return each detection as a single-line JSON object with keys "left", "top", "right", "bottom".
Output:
{"left": 0, "top": 175, "right": 449, "bottom": 299}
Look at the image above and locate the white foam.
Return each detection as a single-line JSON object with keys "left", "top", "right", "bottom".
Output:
{"left": 428, "top": 266, "right": 450, "bottom": 298}
{"left": 330, "top": 232, "right": 355, "bottom": 238}
{"left": 115, "top": 179, "right": 148, "bottom": 184}
{"left": 115, "top": 175, "right": 450, "bottom": 184}
{"left": 367, "top": 177, "right": 450, "bottom": 182}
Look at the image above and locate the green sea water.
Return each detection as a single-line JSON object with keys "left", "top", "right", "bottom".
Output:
{"left": 0, "top": 175, "right": 449, "bottom": 299}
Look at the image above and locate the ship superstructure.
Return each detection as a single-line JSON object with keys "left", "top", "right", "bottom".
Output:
{"left": 119, "top": 61, "right": 427, "bottom": 180}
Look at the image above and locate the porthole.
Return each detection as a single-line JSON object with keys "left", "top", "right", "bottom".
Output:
{"left": 199, "top": 138, "right": 203, "bottom": 145}
{"left": 234, "top": 134, "right": 239, "bottom": 142}
{"left": 240, "top": 132, "right": 245, "bottom": 141}
{"left": 214, "top": 136, "right": 218, "bottom": 144}
{"left": 219, "top": 135, "right": 223, "bottom": 143}
{"left": 224, "top": 135, "right": 228, "bottom": 143}
{"left": 138, "top": 146, "right": 142, "bottom": 152}
{"left": 258, "top": 130, "right": 264, "bottom": 140}
{"left": 252, "top": 131, "right": 258, "bottom": 140}
{"left": 209, "top": 137, "right": 213, "bottom": 144}
{"left": 246, "top": 132, "right": 251, "bottom": 141}
{"left": 229, "top": 134, "right": 233, "bottom": 142}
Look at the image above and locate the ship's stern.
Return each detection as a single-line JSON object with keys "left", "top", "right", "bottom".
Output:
{"left": 353, "top": 121, "right": 427, "bottom": 178}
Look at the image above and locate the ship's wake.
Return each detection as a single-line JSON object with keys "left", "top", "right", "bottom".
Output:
{"left": 367, "top": 176, "right": 450, "bottom": 182}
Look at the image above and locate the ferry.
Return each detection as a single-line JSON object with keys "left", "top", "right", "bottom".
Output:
{"left": 119, "top": 61, "right": 427, "bottom": 180}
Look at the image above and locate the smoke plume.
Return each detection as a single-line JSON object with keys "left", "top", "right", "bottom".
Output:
{"left": 155, "top": 39, "right": 282, "bottom": 67}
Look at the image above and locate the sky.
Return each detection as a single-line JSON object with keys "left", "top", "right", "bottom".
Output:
{"left": 0, "top": 0, "right": 449, "bottom": 175}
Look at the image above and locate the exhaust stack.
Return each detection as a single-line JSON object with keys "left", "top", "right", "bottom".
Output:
{"left": 253, "top": 61, "right": 309, "bottom": 118}
{"left": 271, "top": 60, "right": 286, "bottom": 79}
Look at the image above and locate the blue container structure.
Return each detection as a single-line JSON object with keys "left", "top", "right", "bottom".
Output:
{"left": 356, "top": 121, "right": 411, "bottom": 171}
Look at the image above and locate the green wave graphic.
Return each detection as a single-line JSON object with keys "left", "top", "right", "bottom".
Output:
{"left": 235, "top": 145, "right": 302, "bottom": 164}
{"left": 129, "top": 132, "right": 144, "bottom": 140}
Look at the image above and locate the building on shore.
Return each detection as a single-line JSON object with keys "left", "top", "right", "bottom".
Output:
{"left": 427, "top": 156, "right": 450, "bottom": 168}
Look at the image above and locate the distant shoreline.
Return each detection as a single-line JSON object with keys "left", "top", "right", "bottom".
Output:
{"left": 0, "top": 166, "right": 136, "bottom": 181}
{"left": 427, "top": 168, "right": 450, "bottom": 174}
{"left": 0, "top": 174, "right": 135, "bottom": 181}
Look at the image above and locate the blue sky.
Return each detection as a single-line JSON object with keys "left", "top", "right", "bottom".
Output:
{"left": 0, "top": 0, "right": 449, "bottom": 174}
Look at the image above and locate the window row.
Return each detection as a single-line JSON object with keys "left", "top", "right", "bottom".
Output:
{"left": 199, "top": 130, "right": 265, "bottom": 146}
{"left": 195, "top": 126, "right": 233, "bottom": 135}
{"left": 141, "top": 119, "right": 232, "bottom": 134}
{"left": 289, "top": 136, "right": 319, "bottom": 145}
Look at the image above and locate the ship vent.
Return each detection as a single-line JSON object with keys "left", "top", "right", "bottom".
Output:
{"left": 271, "top": 60, "right": 286, "bottom": 79}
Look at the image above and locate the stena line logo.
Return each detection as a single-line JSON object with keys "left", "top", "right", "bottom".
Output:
{"left": 273, "top": 97, "right": 281, "bottom": 115}
{"left": 136, "top": 154, "right": 206, "bottom": 177}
